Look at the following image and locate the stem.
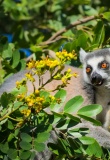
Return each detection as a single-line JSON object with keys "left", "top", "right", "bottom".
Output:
{"left": 0, "top": 105, "right": 23, "bottom": 122}
{"left": 38, "top": 67, "right": 64, "bottom": 90}
{"left": 7, "top": 116, "right": 21, "bottom": 122}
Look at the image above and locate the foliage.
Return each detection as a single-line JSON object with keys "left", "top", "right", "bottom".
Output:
{"left": 0, "top": 50, "right": 105, "bottom": 159}
{"left": 0, "top": 0, "right": 110, "bottom": 159}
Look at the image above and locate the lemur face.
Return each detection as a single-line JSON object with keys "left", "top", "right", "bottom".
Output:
{"left": 79, "top": 48, "right": 110, "bottom": 87}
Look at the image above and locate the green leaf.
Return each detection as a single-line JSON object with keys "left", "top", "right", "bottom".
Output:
{"left": 36, "top": 132, "right": 50, "bottom": 143}
{"left": 34, "top": 141, "right": 45, "bottom": 152}
{"left": 14, "top": 128, "right": 20, "bottom": 137}
{"left": 68, "top": 130, "right": 82, "bottom": 138}
{"left": 19, "top": 59, "right": 26, "bottom": 70}
{"left": 79, "top": 136, "right": 95, "bottom": 145}
{"left": 19, "top": 141, "right": 32, "bottom": 150}
{"left": 83, "top": 5, "right": 98, "bottom": 16}
{"left": 77, "top": 104, "right": 102, "bottom": 117}
{"left": 78, "top": 114, "right": 102, "bottom": 126}
{"left": 20, "top": 133, "right": 32, "bottom": 142}
{"left": 64, "top": 96, "right": 84, "bottom": 114}
{"left": 76, "top": 30, "right": 88, "bottom": 48}
{"left": 50, "top": 89, "right": 66, "bottom": 112}
{"left": 11, "top": 85, "right": 27, "bottom": 96}
{"left": 8, "top": 120, "right": 14, "bottom": 130}
{"left": 0, "top": 92, "right": 10, "bottom": 108}
{"left": 63, "top": 113, "right": 81, "bottom": 122}
{"left": 40, "top": 90, "right": 50, "bottom": 98}
{"left": 56, "top": 119, "right": 70, "bottom": 130}
{"left": 20, "top": 150, "right": 31, "bottom": 160}
{"left": 7, "top": 133, "right": 14, "bottom": 142}
{"left": 93, "top": 20, "right": 105, "bottom": 46}
{"left": 11, "top": 49, "right": 20, "bottom": 68}
{"left": 2, "top": 43, "right": 13, "bottom": 59}
{"left": 102, "top": 12, "right": 110, "bottom": 21}
{"left": 0, "top": 142, "right": 9, "bottom": 153}
{"left": 86, "top": 140, "right": 103, "bottom": 158}
{"left": 7, "top": 149, "right": 17, "bottom": 159}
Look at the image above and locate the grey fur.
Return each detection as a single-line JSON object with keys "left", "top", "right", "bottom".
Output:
{"left": 85, "top": 48, "right": 110, "bottom": 61}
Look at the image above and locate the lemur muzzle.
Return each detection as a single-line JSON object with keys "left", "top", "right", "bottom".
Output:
{"left": 91, "top": 72, "right": 104, "bottom": 86}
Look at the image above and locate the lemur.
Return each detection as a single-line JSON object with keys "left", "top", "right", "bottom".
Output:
{"left": 1, "top": 48, "right": 110, "bottom": 159}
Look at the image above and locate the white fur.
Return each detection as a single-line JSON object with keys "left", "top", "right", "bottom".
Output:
{"left": 79, "top": 48, "right": 88, "bottom": 63}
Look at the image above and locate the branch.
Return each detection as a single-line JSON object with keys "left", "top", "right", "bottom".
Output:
{"left": 41, "top": 15, "right": 98, "bottom": 45}
{"left": 25, "top": 15, "right": 98, "bottom": 62}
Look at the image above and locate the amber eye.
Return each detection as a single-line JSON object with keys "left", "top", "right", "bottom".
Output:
{"left": 86, "top": 67, "right": 91, "bottom": 73}
{"left": 101, "top": 62, "right": 108, "bottom": 69}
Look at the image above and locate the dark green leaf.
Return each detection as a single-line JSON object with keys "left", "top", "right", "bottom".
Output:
{"left": 0, "top": 142, "right": 9, "bottom": 154}
{"left": 20, "top": 150, "right": 31, "bottom": 160}
{"left": 7, "top": 149, "right": 17, "bottom": 159}
{"left": 20, "top": 133, "right": 32, "bottom": 142}
{"left": 19, "top": 141, "right": 31, "bottom": 150}
{"left": 0, "top": 92, "right": 10, "bottom": 108}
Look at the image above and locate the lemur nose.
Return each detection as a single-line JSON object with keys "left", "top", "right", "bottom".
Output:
{"left": 91, "top": 72, "right": 103, "bottom": 85}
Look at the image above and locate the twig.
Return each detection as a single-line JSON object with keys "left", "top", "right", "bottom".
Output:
{"left": 42, "top": 15, "right": 98, "bottom": 44}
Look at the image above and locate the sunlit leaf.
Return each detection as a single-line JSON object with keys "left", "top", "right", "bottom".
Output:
{"left": 77, "top": 104, "right": 102, "bottom": 117}
{"left": 64, "top": 96, "right": 84, "bottom": 114}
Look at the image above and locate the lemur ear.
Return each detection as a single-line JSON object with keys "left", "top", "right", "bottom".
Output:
{"left": 79, "top": 48, "right": 88, "bottom": 64}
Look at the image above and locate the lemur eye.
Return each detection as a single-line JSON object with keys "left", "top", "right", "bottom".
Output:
{"left": 101, "top": 62, "right": 108, "bottom": 69}
{"left": 86, "top": 66, "right": 92, "bottom": 73}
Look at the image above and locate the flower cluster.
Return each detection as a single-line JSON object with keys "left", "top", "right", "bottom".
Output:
{"left": 61, "top": 68, "right": 73, "bottom": 85}
{"left": 17, "top": 90, "right": 59, "bottom": 116}
{"left": 17, "top": 92, "right": 45, "bottom": 114}
{"left": 21, "top": 109, "right": 31, "bottom": 117}
{"left": 16, "top": 78, "right": 26, "bottom": 89}
{"left": 15, "top": 49, "right": 78, "bottom": 118}
{"left": 25, "top": 73, "right": 35, "bottom": 82}
{"left": 56, "top": 49, "right": 77, "bottom": 63}
{"left": 27, "top": 50, "right": 77, "bottom": 71}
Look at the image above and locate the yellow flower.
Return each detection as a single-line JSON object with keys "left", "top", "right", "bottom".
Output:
{"left": 56, "top": 49, "right": 77, "bottom": 63}
{"left": 73, "top": 72, "right": 78, "bottom": 78}
{"left": 61, "top": 77, "right": 67, "bottom": 84}
{"left": 25, "top": 73, "right": 35, "bottom": 82}
{"left": 53, "top": 73, "right": 62, "bottom": 80}
{"left": 16, "top": 81, "right": 20, "bottom": 86}
{"left": 49, "top": 95, "right": 55, "bottom": 101}
{"left": 35, "top": 60, "right": 46, "bottom": 69}
{"left": 35, "top": 90, "right": 40, "bottom": 95}
{"left": 17, "top": 94, "right": 25, "bottom": 101}
{"left": 27, "top": 61, "right": 35, "bottom": 69}
{"left": 21, "top": 109, "right": 31, "bottom": 117}
{"left": 46, "top": 59, "right": 60, "bottom": 68}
